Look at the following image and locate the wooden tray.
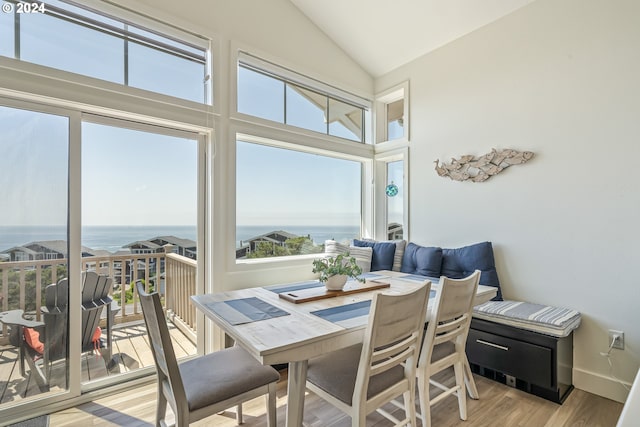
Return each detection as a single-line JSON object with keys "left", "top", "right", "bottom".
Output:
{"left": 278, "top": 279, "right": 390, "bottom": 304}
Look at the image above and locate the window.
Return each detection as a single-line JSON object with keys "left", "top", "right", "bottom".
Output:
{"left": 0, "top": 102, "right": 70, "bottom": 400}
{"left": 1, "top": 0, "right": 209, "bottom": 103}
{"left": 236, "top": 138, "right": 362, "bottom": 260}
{"left": 386, "top": 99, "right": 404, "bottom": 141}
{"left": 376, "top": 82, "right": 409, "bottom": 143}
{"left": 237, "top": 52, "right": 369, "bottom": 143}
{"left": 386, "top": 160, "right": 404, "bottom": 240}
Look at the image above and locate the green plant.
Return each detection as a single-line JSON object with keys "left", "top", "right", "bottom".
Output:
{"left": 312, "top": 253, "right": 365, "bottom": 283}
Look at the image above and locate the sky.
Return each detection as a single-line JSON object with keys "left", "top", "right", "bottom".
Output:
{"left": 0, "top": 1, "right": 402, "bottom": 231}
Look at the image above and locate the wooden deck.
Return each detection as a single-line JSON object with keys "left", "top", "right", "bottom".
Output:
{"left": 0, "top": 321, "right": 196, "bottom": 404}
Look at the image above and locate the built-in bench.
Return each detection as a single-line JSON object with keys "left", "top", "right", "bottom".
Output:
{"left": 325, "top": 239, "right": 582, "bottom": 403}
{"left": 466, "top": 300, "right": 581, "bottom": 403}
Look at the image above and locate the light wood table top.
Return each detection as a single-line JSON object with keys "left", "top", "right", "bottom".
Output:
{"left": 192, "top": 271, "right": 497, "bottom": 427}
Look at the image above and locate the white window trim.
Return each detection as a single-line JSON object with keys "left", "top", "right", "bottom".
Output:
{"left": 374, "top": 147, "right": 410, "bottom": 242}
{"left": 375, "top": 81, "right": 410, "bottom": 144}
{"left": 229, "top": 41, "right": 373, "bottom": 144}
{"left": 228, "top": 126, "right": 374, "bottom": 272}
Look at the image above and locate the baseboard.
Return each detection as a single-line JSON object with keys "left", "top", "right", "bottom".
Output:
{"left": 574, "top": 367, "right": 632, "bottom": 403}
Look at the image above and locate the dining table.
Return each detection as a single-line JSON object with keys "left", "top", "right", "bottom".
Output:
{"left": 191, "top": 270, "right": 497, "bottom": 427}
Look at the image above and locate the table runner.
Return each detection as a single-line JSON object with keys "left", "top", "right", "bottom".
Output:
{"left": 311, "top": 300, "right": 372, "bottom": 325}
{"left": 265, "top": 273, "right": 388, "bottom": 295}
{"left": 205, "top": 297, "right": 289, "bottom": 325}
{"left": 397, "top": 273, "right": 439, "bottom": 283}
{"left": 265, "top": 280, "right": 324, "bottom": 294}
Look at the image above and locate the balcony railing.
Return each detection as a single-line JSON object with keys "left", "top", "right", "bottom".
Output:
{"left": 0, "top": 250, "right": 197, "bottom": 345}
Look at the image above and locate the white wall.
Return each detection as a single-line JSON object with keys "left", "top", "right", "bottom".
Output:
{"left": 376, "top": 0, "right": 640, "bottom": 402}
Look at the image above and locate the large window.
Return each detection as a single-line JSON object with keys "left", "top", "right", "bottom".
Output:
{"left": 0, "top": 103, "right": 70, "bottom": 401}
{"left": 236, "top": 138, "right": 362, "bottom": 260}
{"left": 386, "top": 160, "right": 404, "bottom": 239}
{"left": 237, "top": 52, "right": 368, "bottom": 143}
{"left": 1, "top": 0, "right": 209, "bottom": 103}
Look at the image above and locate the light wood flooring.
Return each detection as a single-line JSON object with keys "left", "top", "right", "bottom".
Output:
{"left": 50, "top": 368, "right": 624, "bottom": 427}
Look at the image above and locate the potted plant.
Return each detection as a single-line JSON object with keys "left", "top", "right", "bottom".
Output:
{"left": 312, "top": 253, "right": 365, "bottom": 291}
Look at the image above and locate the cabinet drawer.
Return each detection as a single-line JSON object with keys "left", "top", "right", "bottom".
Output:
{"left": 467, "top": 328, "right": 553, "bottom": 388}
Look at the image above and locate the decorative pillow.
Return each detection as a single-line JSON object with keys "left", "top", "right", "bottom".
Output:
{"left": 441, "top": 241, "right": 503, "bottom": 301}
{"left": 355, "top": 239, "right": 406, "bottom": 271}
{"left": 24, "top": 327, "right": 44, "bottom": 354}
{"left": 391, "top": 240, "right": 406, "bottom": 271}
{"left": 352, "top": 239, "right": 396, "bottom": 271}
{"left": 400, "top": 242, "right": 443, "bottom": 278}
{"left": 324, "top": 240, "right": 373, "bottom": 273}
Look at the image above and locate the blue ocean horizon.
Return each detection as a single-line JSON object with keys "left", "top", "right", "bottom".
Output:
{"left": 0, "top": 224, "right": 359, "bottom": 252}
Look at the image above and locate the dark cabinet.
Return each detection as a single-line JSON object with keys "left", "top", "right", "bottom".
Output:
{"left": 466, "top": 318, "right": 574, "bottom": 403}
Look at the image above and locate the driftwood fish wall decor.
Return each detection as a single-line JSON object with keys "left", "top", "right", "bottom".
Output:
{"left": 434, "top": 148, "right": 534, "bottom": 182}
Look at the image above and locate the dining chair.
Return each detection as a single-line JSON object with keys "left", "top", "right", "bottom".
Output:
{"left": 417, "top": 270, "right": 481, "bottom": 427}
{"left": 305, "top": 281, "right": 431, "bottom": 427}
{"left": 136, "top": 281, "right": 280, "bottom": 427}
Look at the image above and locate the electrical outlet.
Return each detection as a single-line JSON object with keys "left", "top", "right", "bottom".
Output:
{"left": 608, "top": 329, "right": 625, "bottom": 350}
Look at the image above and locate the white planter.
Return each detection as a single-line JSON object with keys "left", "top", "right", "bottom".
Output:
{"left": 325, "top": 274, "right": 348, "bottom": 291}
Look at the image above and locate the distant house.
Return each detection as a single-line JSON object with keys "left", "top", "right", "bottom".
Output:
{"left": 387, "top": 223, "right": 404, "bottom": 241}
{"left": 1, "top": 240, "right": 99, "bottom": 262}
{"left": 236, "top": 230, "right": 300, "bottom": 259}
{"left": 124, "top": 235, "right": 197, "bottom": 260}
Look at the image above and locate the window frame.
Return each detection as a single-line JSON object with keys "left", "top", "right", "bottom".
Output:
{"left": 374, "top": 147, "right": 409, "bottom": 242}
{"left": 228, "top": 125, "right": 374, "bottom": 271}
{"left": 1, "top": 0, "right": 213, "bottom": 106}
{"left": 375, "top": 81, "right": 410, "bottom": 144}
{"left": 231, "top": 46, "right": 372, "bottom": 145}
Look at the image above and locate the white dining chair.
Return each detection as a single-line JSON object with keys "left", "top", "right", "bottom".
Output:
{"left": 305, "top": 282, "right": 431, "bottom": 427}
{"left": 417, "top": 270, "right": 481, "bottom": 427}
{"left": 136, "top": 281, "right": 280, "bottom": 427}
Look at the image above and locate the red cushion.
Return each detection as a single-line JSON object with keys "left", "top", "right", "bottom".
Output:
{"left": 92, "top": 326, "right": 102, "bottom": 343}
{"left": 24, "top": 328, "right": 44, "bottom": 354}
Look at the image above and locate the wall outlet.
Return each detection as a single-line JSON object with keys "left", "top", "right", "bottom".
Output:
{"left": 608, "top": 329, "right": 624, "bottom": 350}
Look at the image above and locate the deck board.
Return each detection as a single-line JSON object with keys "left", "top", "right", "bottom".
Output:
{"left": 0, "top": 320, "right": 195, "bottom": 405}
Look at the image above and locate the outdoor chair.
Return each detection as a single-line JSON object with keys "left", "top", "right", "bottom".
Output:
{"left": 417, "top": 270, "right": 481, "bottom": 427}
{"left": 20, "top": 271, "right": 119, "bottom": 391}
{"left": 136, "top": 281, "right": 280, "bottom": 427}
{"left": 305, "top": 282, "right": 431, "bottom": 427}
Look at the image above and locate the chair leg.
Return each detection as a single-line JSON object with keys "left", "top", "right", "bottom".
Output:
{"left": 351, "top": 410, "right": 366, "bottom": 427}
{"left": 402, "top": 388, "right": 416, "bottom": 427}
{"left": 454, "top": 360, "right": 467, "bottom": 421}
{"left": 417, "top": 371, "right": 431, "bottom": 427}
{"left": 156, "top": 382, "right": 167, "bottom": 427}
{"left": 236, "top": 403, "right": 243, "bottom": 424}
{"left": 266, "top": 383, "right": 277, "bottom": 427}
{"left": 463, "top": 355, "right": 480, "bottom": 399}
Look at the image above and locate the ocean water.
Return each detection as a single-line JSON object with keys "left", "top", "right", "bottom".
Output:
{"left": 0, "top": 224, "right": 359, "bottom": 253}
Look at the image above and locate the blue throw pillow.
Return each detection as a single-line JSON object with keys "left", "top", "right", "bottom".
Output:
{"left": 400, "top": 242, "right": 443, "bottom": 278}
{"left": 441, "top": 241, "right": 503, "bottom": 301}
{"left": 353, "top": 239, "right": 396, "bottom": 271}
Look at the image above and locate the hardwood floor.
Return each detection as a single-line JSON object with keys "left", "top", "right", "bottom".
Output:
{"left": 50, "top": 369, "right": 624, "bottom": 427}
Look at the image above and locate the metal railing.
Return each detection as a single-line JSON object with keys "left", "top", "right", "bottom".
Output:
{"left": 0, "top": 251, "right": 197, "bottom": 345}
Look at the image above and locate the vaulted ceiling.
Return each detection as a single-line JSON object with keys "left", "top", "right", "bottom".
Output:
{"left": 290, "top": 0, "right": 536, "bottom": 77}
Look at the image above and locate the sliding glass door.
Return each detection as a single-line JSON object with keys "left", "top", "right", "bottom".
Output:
{"left": 0, "top": 103, "right": 70, "bottom": 403}
{"left": 80, "top": 117, "right": 200, "bottom": 388}
{"left": 0, "top": 102, "right": 204, "bottom": 412}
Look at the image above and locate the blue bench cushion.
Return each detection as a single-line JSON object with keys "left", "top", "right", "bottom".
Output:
{"left": 400, "top": 243, "right": 442, "bottom": 277}
{"left": 352, "top": 239, "right": 396, "bottom": 271}
{"left": 473, "top": 300, "right": 581, "bottom": 337}
{"left": 442, "top": 241, "right": 502, "bottom": 301}
{"left": 400, "top": 241, "right": 503, "bottom": 301}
